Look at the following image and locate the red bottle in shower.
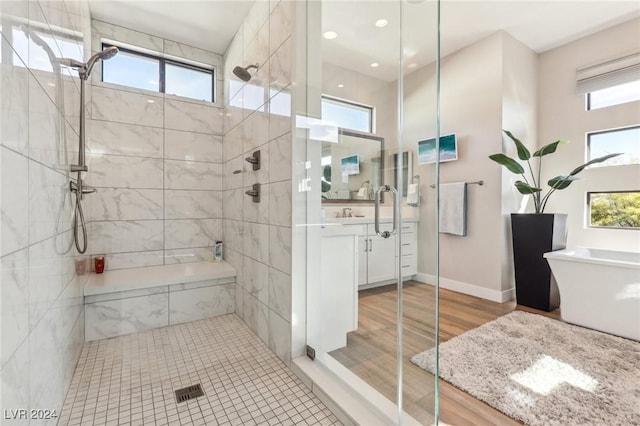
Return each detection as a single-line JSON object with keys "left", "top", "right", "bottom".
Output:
{"left": 94, "top": 256, "right": 105, "bottom": 274}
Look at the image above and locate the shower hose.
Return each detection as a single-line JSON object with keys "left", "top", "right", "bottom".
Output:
{"left": 73, "top": 186, "right": 88, "bottom": 254}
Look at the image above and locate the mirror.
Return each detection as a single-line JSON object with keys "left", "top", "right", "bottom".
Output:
{"left": 321, "top": 128, "right": 384, "bottom": 203}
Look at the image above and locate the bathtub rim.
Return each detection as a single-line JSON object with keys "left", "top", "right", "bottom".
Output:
{"left": 544, "top": 247, "right": 640, "bottom": 270}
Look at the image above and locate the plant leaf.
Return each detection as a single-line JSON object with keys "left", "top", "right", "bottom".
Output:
{"left": 548, "top": 175, "right": 580, "bottom": 190}
{"left": 533, "top": 140, "right": 568, "bottom": 157}
{"left": 489, "top": 153, "right": 524, "bottom": 174}
{"left": 503, "top": 130, "right": 531, "bottom": 161}
{"left": 569, "top": 153, "right": 622, "bottom": 176}
{"left": 515, "top": 180, "right": 542, "bottom": 194}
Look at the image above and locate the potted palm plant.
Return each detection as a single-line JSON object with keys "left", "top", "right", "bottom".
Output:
{"left": 490, "top": 130, "right": 620, "bottom": 311}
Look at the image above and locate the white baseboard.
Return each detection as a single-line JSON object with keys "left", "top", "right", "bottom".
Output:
{"left": 413, "top": 272, "right": 515, "bottom": 303}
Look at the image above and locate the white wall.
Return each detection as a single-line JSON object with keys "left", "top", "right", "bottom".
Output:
{"left": 86, "top": 21, "right": 225, "bottom": 271}
{"left": 1, "top": 0, "right": 91, "bottom": 421}
{"left": 539, "top": 17, "right": 640, "bottom": 252}
{"left": 222, "top": 0, "right": 294, "bottom": 365}
{"left": 404, "top": 32, "right": 520, "bottom": 300}
{"left": 501, "top": 34, "right": 539, "bottom": 292}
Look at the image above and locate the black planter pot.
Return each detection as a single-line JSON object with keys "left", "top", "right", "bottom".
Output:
{"left": 511, "top": 213, "right": 567, "bottom": 312}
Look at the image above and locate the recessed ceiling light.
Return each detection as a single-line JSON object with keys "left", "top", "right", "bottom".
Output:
{"left": 408, "top": 63, "right": 418, "bottom": 69}
{"left": 370, "top": 62, "right": 379, "bottom": 68}
{"left": 323, "top": 31, "right": 338, "bottom": 40}
{"left": 375, "top": 19, "right": 388, "bottom": 28}
{"left": 338, "top": 84, "right": 344, "bottom": 88}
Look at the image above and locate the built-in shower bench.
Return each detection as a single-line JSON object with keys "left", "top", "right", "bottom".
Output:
{"left": 83, "top": 261, "right": 236, "bottom": 341}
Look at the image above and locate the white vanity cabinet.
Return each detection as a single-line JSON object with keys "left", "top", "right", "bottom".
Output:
{"left": 345, "top": 221, "right": 418, "bottom": 289}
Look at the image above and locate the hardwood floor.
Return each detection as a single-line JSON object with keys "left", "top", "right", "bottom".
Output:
{"left": 330, "top": 282, "right": 561, "bottom": 425}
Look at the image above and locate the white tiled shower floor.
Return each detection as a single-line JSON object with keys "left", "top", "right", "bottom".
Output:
{"left": 59, "top": 314, "right": 342, "bottom": 426}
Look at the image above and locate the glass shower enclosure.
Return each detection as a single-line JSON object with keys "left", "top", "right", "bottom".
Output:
{"left": 294, "top": 0, "right": 442, "bottom": 423}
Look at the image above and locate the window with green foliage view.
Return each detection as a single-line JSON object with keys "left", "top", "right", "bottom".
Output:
{"left": 589, "top": 192, "right": 640, "bottom": 229}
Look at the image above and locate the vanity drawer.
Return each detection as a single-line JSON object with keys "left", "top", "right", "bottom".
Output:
{"left": 400, "top": 239, "right": 416, "bottom": 255}
{"left": 400, "top": 223, "right": 416, "bottom": 234}
{"left": 400, "top": 254, "right": 417, "bottom": 276}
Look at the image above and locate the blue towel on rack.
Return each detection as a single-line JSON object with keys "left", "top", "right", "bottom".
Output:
{"left": 439, "top": 182, "right": 467, "bottom": 236}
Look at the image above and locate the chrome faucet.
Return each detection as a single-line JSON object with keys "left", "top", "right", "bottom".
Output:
{"left": 342, "top": 208, "right": 353, "bottom": 218}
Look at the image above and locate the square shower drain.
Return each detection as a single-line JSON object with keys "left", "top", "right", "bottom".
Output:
{"left": 175, "top": 384, "right": 204, "bottom": 403}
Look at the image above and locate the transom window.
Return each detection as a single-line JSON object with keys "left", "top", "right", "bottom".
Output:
{"left": 321, "top": 96, "right": 373, "bottom": 133}
{"left": 587, "top": 80, "right": 640, "bottom": 110}
{"left": 101, "top": 43, "right": 214, "bottom": 103}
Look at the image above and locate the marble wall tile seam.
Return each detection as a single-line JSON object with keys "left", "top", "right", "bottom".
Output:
{"left": 90, "top": 218, "right": 172, "bottom": 223}
{"left": 27, "top": 65, "right": 82, "bottom": 121}
{"left": 1, "top": 330, "right": 30, "bottom": 372}
{"left": 163, "top": 188, "right": 225, "bottom": 193}
{"left": 89, "top": 83, "right": 165, "bottom": 105}
{"left": 267, "top": 129, "right": 292, "bottom": 145}
{"left": 267, "top": 80, "right": 292, "bottom": 103}
{"left": 84, "top": 290, "right": 169, "bottom": 305}
{"left": 27, "top": 261, "right": 81, "bottom": 339}
{"left": 89, "top": 117, "right": 166, "bottom": 138}
{"left": 168, "top": 279, "right": 236, "bottom": 293}
{"left": 163, "top": 157, "right": 224, "bottom": 166}
{"left": 87, "top": 245, "right": 221, "bottom": 255}
{"left": 89, "top": 184, "right": 167, "bottom": 190}
{"left": 242, "top": 250, "right": 271, "bottom": 267}
{"left": 164, "top": 92, "right": 225, "bottom": 111}
{"left": 269, "top": 305, "right": 291, "bottom": 326}
{"left": 92, "top": 19, "right": 163, "bottom": 51}
{"left": 244, "top": 18, "right": 269, "bottom": 54}
{"left": 87, "top": 150, "right": 166, "bottom": 161}
{"left": 90, "top": 80, "right": 168, "bottom": 103}
{"left": 222, "top": 119, "right": 242, "bottom": 137}
{"left": 164, "top": 126, "right": 225, "bottom": 140}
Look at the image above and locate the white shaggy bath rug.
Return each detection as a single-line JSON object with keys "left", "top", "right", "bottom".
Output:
{"left": 411, "top": 310, "right": 640, "bottom": 426}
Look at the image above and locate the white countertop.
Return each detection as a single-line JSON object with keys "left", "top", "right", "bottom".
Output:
{"left": 84, "top": 261, "right": 236, "bottom": 296}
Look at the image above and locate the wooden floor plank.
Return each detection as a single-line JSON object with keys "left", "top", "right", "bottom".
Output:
{"left": 329, "top": 281, "right": 561, "bottom": 425}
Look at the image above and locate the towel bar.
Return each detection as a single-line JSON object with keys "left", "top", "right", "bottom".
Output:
{"left": 429, "top": 180, "right": 484, "bottom": 188}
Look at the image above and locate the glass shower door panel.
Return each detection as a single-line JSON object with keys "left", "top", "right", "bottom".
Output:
{"left": 301, "top": 0, "right": 440, "bottom": 424}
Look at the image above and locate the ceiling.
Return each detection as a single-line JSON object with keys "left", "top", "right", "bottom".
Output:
{"left": 322, "top": 1, "right": 640, "bottom": 81}
{"left": 88, "top": 0, "right": 253, "bottom": 55}
{"left": 88, "top": 1, "right": 639, "bottom": 80}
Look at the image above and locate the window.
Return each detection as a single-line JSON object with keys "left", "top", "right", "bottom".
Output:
{"left": 587, "top": 126, "right": 640, "bottom": 167}
{"left": 577, "top": 52, "right": 640, "bottom": 110}
{"left": 588, "top": 80, "right": 640, "bottom": 110}
{"left": 101, "top": 44, "right": 214, "bottom": 102}
{"left": 321, "top": 96, "right": 373, "bottom": 133}
{"left": 588, "top": 191, "right": 640, "bottom": 229}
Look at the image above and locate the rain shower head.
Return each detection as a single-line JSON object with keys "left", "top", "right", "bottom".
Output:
{"left": 233, "top": 63, "right": 259, "bottom": 82}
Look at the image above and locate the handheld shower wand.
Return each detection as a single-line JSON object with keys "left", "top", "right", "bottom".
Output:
{"left": 61, "top": 46, "right": 119, "bottom": 253}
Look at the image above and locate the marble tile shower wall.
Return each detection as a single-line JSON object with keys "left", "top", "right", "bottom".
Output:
{"left": 223, "top": 0, "right": 294, "bottom": 365}
{"left": 0, "top": 0, "right": 91, "bottom": 423}
{"left": 86, "top": 21, "right": 225, "bottom": 270}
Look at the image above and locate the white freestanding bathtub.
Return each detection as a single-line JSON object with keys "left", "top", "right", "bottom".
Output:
{"left": 544, "top": 247, "right": 640, "bottom": 341}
